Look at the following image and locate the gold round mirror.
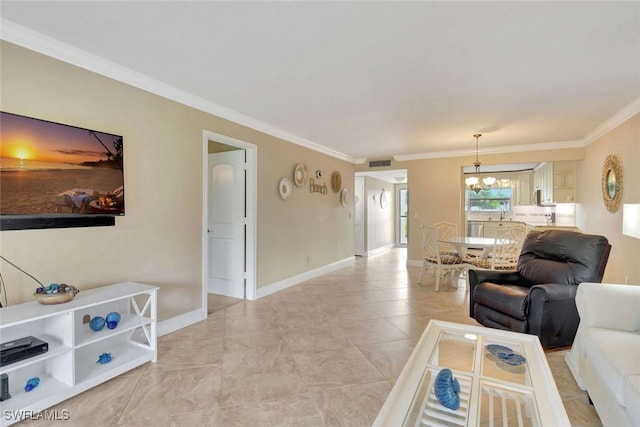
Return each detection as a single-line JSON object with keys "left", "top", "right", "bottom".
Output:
{"left": 606, "top": 169, "right": 617, "bottom": 199}
{"left": 602, "top": 154, "right": 623, "bottom": 213}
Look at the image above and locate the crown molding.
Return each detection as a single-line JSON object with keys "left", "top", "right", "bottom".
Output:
{"left": 582, "top": 97, "right": 640, "bottom": 146}
{"left": 2, "top": 19, "right": 637, "bottom": 165}
{"left": 0, "top": 19, "right": 356, "bottom": 164}
{"left": 392, "top": 139, "right": 585, "bottom": 162}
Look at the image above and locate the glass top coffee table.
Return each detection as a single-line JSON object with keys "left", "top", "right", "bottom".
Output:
{"left": 374, "top": 320, "right": 570, "bottom": 426}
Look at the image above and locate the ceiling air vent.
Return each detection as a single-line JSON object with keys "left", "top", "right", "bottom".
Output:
{"left": 369, "top": 159, "right": 392, "bottom": 168}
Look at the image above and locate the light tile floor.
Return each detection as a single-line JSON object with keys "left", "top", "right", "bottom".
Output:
{"left": 21, "top": 248, "right": 601, "bottom": 426}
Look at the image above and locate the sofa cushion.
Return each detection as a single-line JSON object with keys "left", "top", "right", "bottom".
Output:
{"left": 584, "top": 328, "right": 640, "bottom": 406}
{"left": 624, "top": 375, "right": 640, "bottom": 427}
{"left": 473, "top": 283, "right": 529, "bottom": 320}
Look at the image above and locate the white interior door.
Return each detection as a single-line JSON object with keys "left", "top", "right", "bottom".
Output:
{"left": 354, "top": 176, "right": 365, "bottom": 256}
{"left": 208, "top": 150, "right": 245, "bottom": 298}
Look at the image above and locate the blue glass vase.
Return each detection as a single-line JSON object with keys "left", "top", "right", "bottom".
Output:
{"left": 89, "top": 316, "right": 105, "bottom": 331}
{"left": 105, "top": 312, "right": 121, "bottom": 329}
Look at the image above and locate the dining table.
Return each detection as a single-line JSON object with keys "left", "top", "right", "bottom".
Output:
{"left": 438, "top": 236, "right": 510, "bottom": 260}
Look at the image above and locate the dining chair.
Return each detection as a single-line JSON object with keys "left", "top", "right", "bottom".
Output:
{"left": 434, "top": 222, "right": 459, "bottom": 256}
{"left": 466, "top": 225, "right": 526, "bottom": 270}
{"left": 419, "top": 224, "right": 467, "bottom": 291}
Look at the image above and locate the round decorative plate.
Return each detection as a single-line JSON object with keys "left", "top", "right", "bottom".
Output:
{"left": 340, "top": 188, "right": 349, "bottom": 207}
{"left": 498, "top": 352, "right": 527, "bottom": 366}
{"left": 331, "top": 171, "right": 341, "bottom": 192}
{"left": 379, "top": 190, "right": 387, "bottom": 209}
{"left": 279, "top": 177, "right": 293, "bottom": 200}
{"left": 486, "top": 344, "right": 513, "bottom": 356}
{"left": 293, "top": 163, "right": 307, "bottom": 188}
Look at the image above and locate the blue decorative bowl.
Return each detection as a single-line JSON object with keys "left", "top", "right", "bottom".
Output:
{"left": 498, "top": 352, "right": 527, "bottom": 366}
{"left": 89, "top": 316, "right": 105, "bottom": 331}
{"left": 105, "top": 312, "right": 121, "bottom": 329}
{"left": 434, "top": 368, "right": 461, "bottom": 410}
{"left": 486, "top": 344, "right": 513, "bottom": 356}
{"left": 486, "top": 344, "right": 527, "bottom": 366}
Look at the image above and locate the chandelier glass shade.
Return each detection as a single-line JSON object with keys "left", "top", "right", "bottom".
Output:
{"left": 465, "top": 134, "right": 496, "bottom": 194}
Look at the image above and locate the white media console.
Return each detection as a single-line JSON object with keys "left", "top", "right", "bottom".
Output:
{"left": 0, "top": 282, "right": 157, "bottom": 426}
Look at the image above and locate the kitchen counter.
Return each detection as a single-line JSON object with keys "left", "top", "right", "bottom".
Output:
{"left": 466, "top": 220, "right": 579, "bottom": 237}
{"left": 525, "top": 222, "right": 579, "bottom": 231}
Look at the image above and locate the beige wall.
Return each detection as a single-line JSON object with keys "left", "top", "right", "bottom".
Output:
{"left": 0, "top": 42, "right": 354, "bottom": 319}
{"left": 364, "top": 176, "right": 396, "bottom": 252}
{"left": 577, "top": 114, "right": 640, "bottom": 284}
{"left": 257, "top": 142, "right": 354, "bottom": 285}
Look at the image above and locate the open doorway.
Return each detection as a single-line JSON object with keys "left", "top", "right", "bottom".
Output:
{"left": 354, "top": 169, "right": 408, "bottom": 256}
{"left": 202, "top": 131, "right": 257, "bottom": 316}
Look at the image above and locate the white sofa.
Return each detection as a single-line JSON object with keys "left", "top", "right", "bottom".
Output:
{"left": 565, "top": 282, "right": 640, "bottom": 427}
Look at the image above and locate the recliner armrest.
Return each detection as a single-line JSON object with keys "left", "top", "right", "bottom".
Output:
{"left": 576, "top": 282, "right": 640, "bottom": 332}
{"left": 529, "top": 283, "right": 578, "bottom": 301}
{"left": 468, "top": 269, "right": 521, "bottom": 288}
{"left": 468, "top": 269, "right": 522, "bottom": 317}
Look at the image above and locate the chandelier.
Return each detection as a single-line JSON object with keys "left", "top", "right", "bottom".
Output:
{"left": 465, "top": 134, "right": 496, "bottom": 194}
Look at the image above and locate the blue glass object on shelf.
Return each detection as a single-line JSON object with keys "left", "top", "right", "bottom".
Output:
{"left": 105, "top": 312, "right": 121, "bottom": 329}
{"left": 96, "top": 352, "right": 112, "bottom": 364}
{"left": 485, "top": 344, "right": 527, "bottom": 365}
{"left": 434, "top": 368, "right": 461, "bottom": 410}
{"left": 89, "top": 316, "right": 105, "bottom": 331}
{"left": 486, "top": 344, "right": 513, "bottom": 356}
{"left": 24, "top": 377, "right": 40, "bottom": 392}
{"left": 499, "top": 352, "right": 527, "bottom": 366}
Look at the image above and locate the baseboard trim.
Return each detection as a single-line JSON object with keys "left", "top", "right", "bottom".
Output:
{"left": 257, "top": 257, "right": 355, "bottom": 299}
{"left": 157, "top": 308, "right": 205, "bottom": 337}
{"left": 407, "top": 259, "right": 422, "bottom": 268}
{"left": 365, "top": 243, "right": 395, "bottom": 257}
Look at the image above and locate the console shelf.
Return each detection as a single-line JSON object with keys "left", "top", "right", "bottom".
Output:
{"left": 0, "top": 282, "right": 157, "bottom": 426}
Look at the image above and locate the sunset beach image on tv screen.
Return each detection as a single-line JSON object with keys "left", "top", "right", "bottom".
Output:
{"left": 0, "top": 112, "right": 124, "bottom": 216}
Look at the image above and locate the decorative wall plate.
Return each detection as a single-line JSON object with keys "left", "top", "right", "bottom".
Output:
{"left": 331, "top": 171, "right": 342, "bottom": 192}
{"left": 279, "top": 177, "right": 293, "bottom": 200}
{"left": 340, "top": 188, "right": 349, "bottom": 207}
{"left": 293, "top": 163, "right": 308, "bottom": 188}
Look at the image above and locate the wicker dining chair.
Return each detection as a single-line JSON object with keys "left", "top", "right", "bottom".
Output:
{"left": 434, "top": 222, "right": 459, "bottom": 257}
{"left": 419, "top": 224, "right": 467, "bottom": 291}
{"left": 466, "top": 225, "right": 527, "bottom": 271}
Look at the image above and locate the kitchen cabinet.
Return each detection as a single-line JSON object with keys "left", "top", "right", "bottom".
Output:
{"left": 553, "top": 161, "right": 576, "bottom": 203}
{"left": 533, "top": 161, "right": 577, "bottom": 204}
{"left": 483, "top": 221, "right": 515, "bottom": 238}
{"left": 516, "top": 171, "right": 533, "bottom": 205}
{"left": 533, "top": 162, "right": 553, "bottom": 204}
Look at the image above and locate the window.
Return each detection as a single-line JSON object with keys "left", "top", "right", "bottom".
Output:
{"left": 466, "top": 188, "right": 512, "bottom": 212}
{"left": 398, "top": 187, "right": 408, "bottom": 245}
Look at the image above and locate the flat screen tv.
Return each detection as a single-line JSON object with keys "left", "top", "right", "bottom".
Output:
{"left": 0, "top": 112, "right": 124, "bottom": 230}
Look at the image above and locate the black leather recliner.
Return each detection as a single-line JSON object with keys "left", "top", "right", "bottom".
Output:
{"left": 469, "top": 230, "right": 611, "bottom": 348}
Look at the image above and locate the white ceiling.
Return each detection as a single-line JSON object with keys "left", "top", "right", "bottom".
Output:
{"left": 1, "top": 2, "right": 639, "bottom": 163}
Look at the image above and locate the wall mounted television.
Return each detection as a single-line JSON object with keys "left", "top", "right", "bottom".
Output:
{"left": 0, "top": 112, "right": 124, "bottom": 231}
